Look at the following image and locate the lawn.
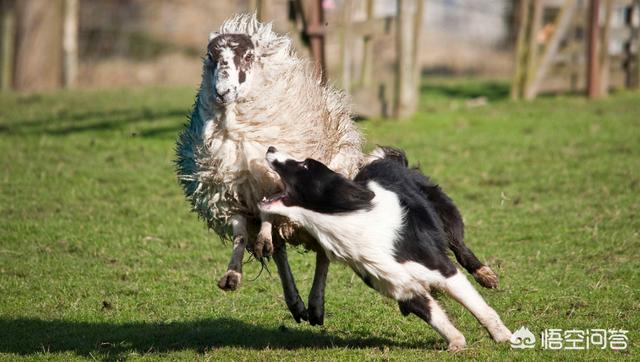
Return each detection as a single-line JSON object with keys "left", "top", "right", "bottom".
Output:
{"left": 0, "top": 80, "right": 638, "bottom": 361}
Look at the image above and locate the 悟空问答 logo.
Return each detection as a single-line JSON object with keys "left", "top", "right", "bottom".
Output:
{"left": 511, "top": 326, "right": 536, "bottom": 349}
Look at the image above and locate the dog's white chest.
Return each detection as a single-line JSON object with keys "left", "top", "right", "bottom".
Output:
{"left": 303, "top": 182, "right": 405, "bottom": 270}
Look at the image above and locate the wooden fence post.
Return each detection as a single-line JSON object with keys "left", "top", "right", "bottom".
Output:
{"left": 523, "top": 0, "right": 543, "bottom": 100}
{"left": 249, "top": 0, "right": 270, "bottom": 22}
{"left": 632, "top": 0, "right": 640, "bottom": 89}
{"left": 0, "top": 0, "right": 16, "bottom": 91}
{"left": 13, "top": 0, "right": 63, "bottom": 91}
{"left": 307, "top": 0, "right": 326, "bottom": 84}
{"left": 412, "top": 0, "right": 424, "bottom": 99}
{"left": 511, "top": 0, "right": 531, "bottom": 100}
{"left": 587, "top": 0, "right": 601, "bottom": 99}
{"left": 62, "top": 0, "right": 78, "bottom": 88}
{"left": 599, "top": 0, "right": 613, "bottom": 95}
{"left": 527, "top": 0, "right": 578, "bottom": 99}
{"left": 394, "top": 0, "right": 422, "bottom": 118}
{"left": 340, "top": 1, "right": 352, "bottom": 94}
{"left": 359, "top": 0, "right": 374, "bottom": 87}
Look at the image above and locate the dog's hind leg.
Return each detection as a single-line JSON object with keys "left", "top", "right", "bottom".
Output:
{"left": 443, "top": 271, "right": 511, "bottom": 342}
{"left": 218, "top": 215, "right": 247, "bottom": 291}
{"left": 423, "top": 184, "right": 498, "bottom": 289}
{"left": 398, "top": 294, "right": 466, "bottom": 352}
{"left": 272, "top": 236, "right": 308, "bottom": 323}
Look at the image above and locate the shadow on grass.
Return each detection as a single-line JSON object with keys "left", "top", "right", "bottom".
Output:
{"left": 0, "top": 317, "right": 430, "bottom": 358}
{"left": 420, "top": 80, "right": 510, "bottom": 102}
{"left": 0, "top": 108, "right": 186, "bottom": 136}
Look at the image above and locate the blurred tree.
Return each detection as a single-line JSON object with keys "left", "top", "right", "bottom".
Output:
{"left": 505, "top": 0, "right": 522, "bottom": 49}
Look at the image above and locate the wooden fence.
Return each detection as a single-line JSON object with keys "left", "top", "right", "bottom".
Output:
{"left": 254, "top": 0, "right": 423, "bottom": 118}
{"left": 512, "top": 0, "right": 640, "bottom": 100}
{"left": 0, "top": 0, "right": 424, "bottom": 119}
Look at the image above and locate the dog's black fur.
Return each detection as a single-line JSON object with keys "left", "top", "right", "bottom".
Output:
{"left": 359, "top": 148, "right": 487, "bottom": 278}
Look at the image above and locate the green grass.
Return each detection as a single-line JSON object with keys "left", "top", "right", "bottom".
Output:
{"left": 0, "top": 79, "right": 638, "bottom": 361}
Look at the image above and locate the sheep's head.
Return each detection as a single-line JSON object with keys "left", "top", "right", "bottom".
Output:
{"left": 206, "top": 33, "right": 256, "bottom": 105}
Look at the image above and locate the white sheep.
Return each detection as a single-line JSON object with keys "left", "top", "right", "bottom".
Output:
{"left": 175, "top": 14, "right": 364, "bottom": 324}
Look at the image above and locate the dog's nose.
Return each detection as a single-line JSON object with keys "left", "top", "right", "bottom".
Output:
{"left": 267, "top": 146, "right": 277, "bottom": 154}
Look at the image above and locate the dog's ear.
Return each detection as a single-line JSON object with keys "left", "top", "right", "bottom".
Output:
{"left": 327, "top": 178, "right": 375, "bottom": 212}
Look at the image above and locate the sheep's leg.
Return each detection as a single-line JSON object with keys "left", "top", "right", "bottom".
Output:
{"left": 272, "top": 238, "right": 308, "bottom": 323}
{"left": 307, "top": 251, "right": 330, "bottom": 326}
{"left": 398, "top": 294, "right": 466, "bottom": 352}
{"left": 443, "top": 271, "right": 512, "bottom": 342}
{"left": 253, "top": 215, "right": 274, "bottom": 259}
{"left": 217, "top": 215, "right": 247, "bottom": 291}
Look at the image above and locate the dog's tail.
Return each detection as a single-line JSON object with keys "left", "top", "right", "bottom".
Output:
{"left": 366, "top": 146, "right": 498, "bottom": 289}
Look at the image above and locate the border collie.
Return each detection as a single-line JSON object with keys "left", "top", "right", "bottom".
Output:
{"left": 259, "top": 146, "right": 511, "bottom": 351}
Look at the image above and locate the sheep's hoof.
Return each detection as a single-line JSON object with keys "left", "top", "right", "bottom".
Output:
{"left": 308, "top": 303, "right": 324, "bottom": 326}
{"left": 218, "top": 270, "right": 242, "bottom": 291}
{"left": 472, "top": 265, "right": 498, "bottom": 289}
{"left": 287, "top": 297, "right": 308, "bottom": 323}
{"left": 254, "top": 231, "right": 274, "bottom": 259}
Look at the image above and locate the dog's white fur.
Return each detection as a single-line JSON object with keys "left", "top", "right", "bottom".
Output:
{"left": 261, "top": 150, "right": 512, "bottom": 350}
{"left": 176, "top": 14, "right": 363, "bottom": 286}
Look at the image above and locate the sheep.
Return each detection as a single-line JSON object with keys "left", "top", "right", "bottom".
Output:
{"left": 175, "top": 14, "right": 364, "bottom": 325}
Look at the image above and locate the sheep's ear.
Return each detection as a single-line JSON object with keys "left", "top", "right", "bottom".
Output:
{"left": 208, "top": 32, "right": 220, "bottom": 42}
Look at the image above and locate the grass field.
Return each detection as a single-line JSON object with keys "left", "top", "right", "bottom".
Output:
{"left": 1, "top": 80, "right": 638, "bottom": 361}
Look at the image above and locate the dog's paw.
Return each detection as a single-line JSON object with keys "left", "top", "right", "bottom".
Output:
{"left": 473, "top": 265, "right": 498, "bottom": 289}
{"left": 308, "top": 302, "right": 324, "bottom": 326}
{"left": 447, "top": 336, "right": 466, "bottom": 353}
{"left": 217, "top": 270, "right": 242, "bottom": 291}
{"left": 492, "top": 328, "right": 512, "bottom": 343}
{"left": 254, "top": 230, "right": 274, "bottom": 259}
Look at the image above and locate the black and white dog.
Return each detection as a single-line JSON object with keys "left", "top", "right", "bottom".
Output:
{"left": 259, "top": 146, "right": 511, "bottom": 351}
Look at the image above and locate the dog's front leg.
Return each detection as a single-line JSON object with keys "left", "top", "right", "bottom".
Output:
{"left": 253, "top": 213, "right": 274, "bottom": 259}
{"left": 218, "top": 215, "right": 247, "bottom": 291}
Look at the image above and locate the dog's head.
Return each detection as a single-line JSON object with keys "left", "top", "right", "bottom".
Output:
{"left": 259, "top": 147, "right": 374, "bottom": 218}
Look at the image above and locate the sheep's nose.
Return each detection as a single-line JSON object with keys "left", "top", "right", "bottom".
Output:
{"left": 267, "top": 146, "right": 277, "bottom": 154}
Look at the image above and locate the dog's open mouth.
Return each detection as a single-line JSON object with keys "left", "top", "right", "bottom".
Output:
{"left": 259, "top": 191, "right": 289, "bottom": 207}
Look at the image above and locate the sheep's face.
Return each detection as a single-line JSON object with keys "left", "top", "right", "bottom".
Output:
{"left": 206, "top": 33, "right": 256, "bottom": 105}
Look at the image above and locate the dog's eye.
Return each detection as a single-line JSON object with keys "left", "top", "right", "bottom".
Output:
{"left": 301, "top": 161, "right": 309, "bottom": 170}
{"left": 207, "top": 52, "right": 213, "bottom": 62}
{"left": 244, "top": 53, "right": 253, "bottom": 62}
